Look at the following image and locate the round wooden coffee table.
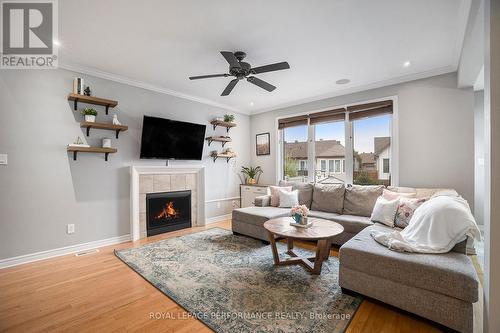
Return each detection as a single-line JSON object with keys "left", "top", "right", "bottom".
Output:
{"left": 263, "top": 217, "right": 344, "bottom": 275}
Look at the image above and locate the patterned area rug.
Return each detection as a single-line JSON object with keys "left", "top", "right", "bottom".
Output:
{"left": 115, "top": 228, "right": 362, "bottom": 333}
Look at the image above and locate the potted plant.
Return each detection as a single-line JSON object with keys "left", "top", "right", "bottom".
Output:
{"left": 291, "top": 204, "right": 310, "bottom": 225}
{"left": 223, "top": 114, "right": 235, "bottom": 123}
{"left": 241, "top": 166, "right": 263, "bottom": 184}
{"left": 81, "top": 108, "right": 97, "bottom": 122}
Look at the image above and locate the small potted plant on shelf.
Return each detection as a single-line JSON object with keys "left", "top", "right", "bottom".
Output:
{"left": 241, "top": 166, "right": 263, "bottom": 185}
{"left": 223, "top": 114, "right": 235, "bottom": 123}
{"left": 81, "top": 108, "right": 97, "bottom": 122}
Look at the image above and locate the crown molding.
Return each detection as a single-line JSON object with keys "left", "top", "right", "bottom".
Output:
{"left": 249, "top": 65, "right": 457, "bottom": 115}
{"left": 58, "top": 63, "right": 250, "bottom": 115}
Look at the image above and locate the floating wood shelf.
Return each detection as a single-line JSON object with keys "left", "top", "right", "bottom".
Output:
{"left": 67, "top": 146, "right": 117, "bottom": 161}
{"left": 206, "top": 136, "right": 232, "bottom": 147}
{"left": 212, "top": 153, "right": 236, "bottom": 163}
{"left": 68, "top": 93, "right": 118, "bottom": 114}
{"left": 210, "top": 120, "right": 237, "bottom": 132}
{"left": 80, "top": 121, "right": 128, "bottom": 139}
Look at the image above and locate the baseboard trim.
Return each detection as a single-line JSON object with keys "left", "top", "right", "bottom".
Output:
{"left": 206, "top": 214, "right": 232, "bottom": 224}
{"left": 0, "top": 234, "right": 131, "bottom": 270}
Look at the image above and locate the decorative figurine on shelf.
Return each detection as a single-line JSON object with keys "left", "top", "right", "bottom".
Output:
{"left": 68, "top": 136, "right": 89, "bottom": 148}
{"left": 112, "top": 114, "right": 121, "bottom": 125}
{"left": 83, "top": 86, "right": 91, "bottom": 96}
{"left": 73, "top": 77, "right": 84, "bottom": 95}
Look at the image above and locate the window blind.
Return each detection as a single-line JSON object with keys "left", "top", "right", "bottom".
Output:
{"left": 309, "top": 107, "right": 346, "bottom": 124}
{"left": 347, "top": 100, "right": 393, "bottom": 121}
{"left": 277, "top": 114, "right": 308, "bottom": 129}
{"left": 277, "top": 100, "right": 393, "bottom": 128}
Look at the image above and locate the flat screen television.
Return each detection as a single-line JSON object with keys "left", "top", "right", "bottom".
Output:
{"left": 140, "top": 116, "right": 206, "bottom": 160}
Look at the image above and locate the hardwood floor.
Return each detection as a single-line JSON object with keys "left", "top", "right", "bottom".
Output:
{"left": 0, "top": 220, "right": 445, "bottom": 332}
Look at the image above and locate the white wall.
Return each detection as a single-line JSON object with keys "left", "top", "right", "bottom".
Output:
{"left": 474, "top": 90, "right": 485, "bottom": 224}
{"left": 483, "top": 0, "right": 500, "bottom": 330}
{"left": 0, "top": 69, "right": 250, "bottom": 260}
{"left": 458, "top": 0, "right": 485, "bottom": 88}
{"left": 250, "top": 73, "right": 475, "bottom": 207}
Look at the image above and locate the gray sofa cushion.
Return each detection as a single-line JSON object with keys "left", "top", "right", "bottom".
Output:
{"left": 311, "top": 184, "right": 345, "bottom": 214}
{"left": 279, "top": 180, "right": 314, "bottom": 208}
{"left": 254, "top": 194, "right": 271, "bottom": 207}
{"left": 343, "top": 185, "right": 384, "bottom": 217}
{"left": 309, "top": 210, "right": 373, "bottom": 234}
{"left": 232, "top": 207, "right": 290, "bottom": 226}
{"left": 339, "top": 224, "right": 478, "bottom": 302}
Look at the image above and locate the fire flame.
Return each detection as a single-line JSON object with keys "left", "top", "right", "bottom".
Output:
{"left": 155, "top": 201, "right": 179, "bottom": 219}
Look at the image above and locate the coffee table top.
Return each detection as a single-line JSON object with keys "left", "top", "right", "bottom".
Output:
{"left": 264, "top": 217, "right": 344, "bottom": 240}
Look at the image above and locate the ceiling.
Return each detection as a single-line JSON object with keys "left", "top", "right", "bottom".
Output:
{"left": 58, "top": 0, "right": 471, "bottom": 115}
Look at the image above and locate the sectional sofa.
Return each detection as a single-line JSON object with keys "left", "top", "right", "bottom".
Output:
{"left": 231, "top": 181, "right": 478, "bottom": 333}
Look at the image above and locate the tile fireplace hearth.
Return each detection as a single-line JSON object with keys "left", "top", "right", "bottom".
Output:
{"left": 146, "top": 190, "right": 192, "bottom": 236}
{"left": 130, "top": 166, "right": 205, "bottom": 241}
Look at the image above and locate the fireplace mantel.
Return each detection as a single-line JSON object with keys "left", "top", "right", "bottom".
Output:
{"left": 130, "top": 166, "right": 205, "bottom": 241}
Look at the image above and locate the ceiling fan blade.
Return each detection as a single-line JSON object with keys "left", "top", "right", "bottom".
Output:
{"left": 247, "top": 76, "right": 276, "bottom": 92}
{"left": 189, "top": 74, "right": 229, "bottom": 80}
{"left": 220, "top": 51, "right": 241, "bottom": 68}
{"left": 251, "top": 61, "right": 290, "bottom": 74}
{"left": 221, "top": 79, "right": 239, "bottom": 96}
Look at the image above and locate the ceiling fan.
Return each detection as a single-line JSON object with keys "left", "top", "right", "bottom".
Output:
{"left": 189, "top": 51, "right": 290, "bottom": 96}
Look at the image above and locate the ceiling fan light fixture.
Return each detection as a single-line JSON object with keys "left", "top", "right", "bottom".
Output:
{"left": 189, "top": 51, "right": 290, "bottom": 96}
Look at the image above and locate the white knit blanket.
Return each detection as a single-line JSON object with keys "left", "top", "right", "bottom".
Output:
{"left": 371, "top": 196, "right": 481, "bottom": 253}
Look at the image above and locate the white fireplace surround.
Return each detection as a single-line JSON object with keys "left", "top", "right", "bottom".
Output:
{"left": 130, "top": 166, "right": 205, "bottom": 241}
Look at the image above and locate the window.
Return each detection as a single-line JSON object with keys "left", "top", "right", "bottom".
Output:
{"left": 314, "top": 120, "right": 346, "bottom": 184}
{"left": 335, "top": 160, "right": 341, "bottom": 173}
{"left": 320, "top": 160, "right": 326, "bottom": 171}
{"left": 282, "top": 125, "right": 308, "bottom": 182}
{"left": 352, "top": 114, "right": 391, "bottom": 185}
{"left": 383, "top": 158, "right": 390, "bottom": 173}
{"left": 279, "top": 100, "right": 393, "bottom": 185}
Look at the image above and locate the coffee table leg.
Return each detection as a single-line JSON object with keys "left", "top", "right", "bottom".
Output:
{"left": 312, "top": 239, "right": 329, "bottom": 275}
{"left": 323, "top": 238, "right": 332, "bottom": 260}
{"left": 286, "top": 238, "right": 294, "bottom": 255}
{"left": 267, "top": 231, "right": 280, "bottom": 265}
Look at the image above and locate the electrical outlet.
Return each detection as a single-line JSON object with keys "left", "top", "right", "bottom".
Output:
{"left": 0, "top": 154, "right": 7, "bottom": 165}
{"left": 216, "top": 201, "right": 221, "bottom": 209}
{"left": 67, "top": 224, "right": 75, "bottom": 234}
{"left": 232, "top": 200, "right": 238, "bottom": 208}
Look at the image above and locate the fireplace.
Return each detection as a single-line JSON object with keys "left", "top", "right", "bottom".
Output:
{"left": 146, "top": 190, "right": 192, "bottom": 236}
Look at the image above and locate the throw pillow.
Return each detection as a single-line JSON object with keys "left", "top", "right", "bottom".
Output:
{"left": 311, "top": 184, "right": 345, "bottom": 214}
{"left": 269, "top": 186, "right": 292, "bottom": 207}
{"left": 394, "top": 197, "right": 428, "bottom": 228}
{"left": 370, "top": 197, "right": 400, "bottom": 227}
{"left": 278, "top": 189, "right": 299, "bottom": 208}
{"left": 343, "top": 185, "right": 384, "bottom": 217}
{"left": 278, "top": 180, "right": 314, "bottom": 208}
{"left": 382, "top": 188, "right": 416, "bottom": 200}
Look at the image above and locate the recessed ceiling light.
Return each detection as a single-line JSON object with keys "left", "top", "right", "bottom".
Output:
{"left": 250, "top": 101, "right": 254, "bottom": 106}
{"left": 53, "top": 39, "right": 61, "bottom": 46}
{"left": 336, "top": 79, "right": 350, "bottom": 85}
{"left": 403, "top": 61, "right": 411, "bottom": 67}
